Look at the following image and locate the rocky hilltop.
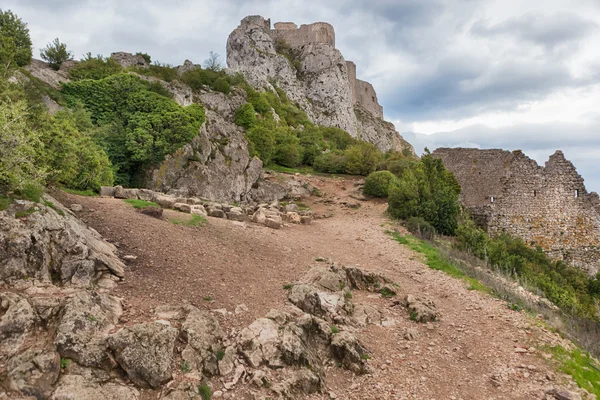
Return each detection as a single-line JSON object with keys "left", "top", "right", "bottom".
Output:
{"left": 227, "top": 16, "right": 414, "bottom": 154}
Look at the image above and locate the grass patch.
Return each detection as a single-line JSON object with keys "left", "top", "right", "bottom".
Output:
{"left": 360, "top": 354, "right": 370, "bottom": 360}
{"left": 62, "top": 188, "right": 97, "bottom": 197}
{"left": 203, "top": 296, "right": 213, "bottom": 301}
{"left": 15, "top": 208, "right": 37, "bottom": 218}
{"left": 216, "top": 350, "right": 226, "bottom": 361}
{"left": 330, "top": 325, "right": 340, "bottom": 334}
{"left": 44, "top": 200, "right": 65, "bottom": 216}
{"left": 180, "top": 360, "right": 191, "bottom": 373}
{"left": 379, "top": 288, "right": 396, "bottom": 298}
{"left": 60, "top": 358, "right": 71, "bottom": 369}
{"left": 547, "top": 345, "right": 600, "bottom": 396}
{"left": 124, "top": 199, "right": 160, "bottom": 209}
{"left": 283, "top": 284, "right": 294, "bottom": 290}
{"left": 0, "top": 196, "right": 13, "bottom": 211}
{"left": 169, "top": 214, "right": 207, "bottom": 227}
{"left": 198, "top": 383, "right": 212, "bottom": 400}
{"left": 344, "top": 291, "right": 352, "bottom": 300}
{"left": 390, "top": 231, "right": 490, "bottom": 294}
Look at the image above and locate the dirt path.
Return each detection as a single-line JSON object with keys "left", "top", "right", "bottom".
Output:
{"left": 54, "top": 177, "right": 582, "bottom": 400}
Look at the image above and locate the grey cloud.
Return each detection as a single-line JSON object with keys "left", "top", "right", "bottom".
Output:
{"left": 471, "top": 12, "right": 598, "bottom": 49}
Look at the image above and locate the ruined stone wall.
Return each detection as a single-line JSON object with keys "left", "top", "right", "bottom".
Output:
{"left": 433, "top": 148, "right": 600, "bottom": 275}
{"left": 345, "top": 63, "right": 383, "bottom": 119}
{"left": 270, "top": 21, "right": 335, "bottom": 48}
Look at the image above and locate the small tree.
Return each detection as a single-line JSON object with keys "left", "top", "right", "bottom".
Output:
{"left": 40, "top": 38, "right": 73, "bottom": 70}
{"left": 0, "top": 9, "right": 33, "bottom": 68}
{"left": 203, "top": 51, "right": 224, "bottom": 72}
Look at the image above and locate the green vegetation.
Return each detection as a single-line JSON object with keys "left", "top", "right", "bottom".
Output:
{"left": 330, "top": 325, "right": 340, "bottom": 334}
{"left": 391, "top": 232, "right": 490, "bottom": 294}
{"left": 169, "top": 214, "right": 207, "bottom": 227}
{"left": 275, "top": 39, "right": 302, "bottom": 76}
{"left": 547, "top": 345, "right": 600, "bottom": 396}
{"left": 363, "top": 170, "right": 399, "bottom": 198}
{"left": 283, "top": 284, "right": 294, "bottom": 290}
{"left": 180, "top": 360, "right": 191, "bottom": 373}
{"left": 379, "top": 288, "right": 396, "bottom": 298}
{"left": 44, "top": 200, "right": 65, "bottom": 216}
{"left": 234, "top": 103, "right": 257, "bottom": 130}
{"left": 215, "top": 349, "right": 226, "bottom": 361}
{"left": 387, "top": 151, "right": 461, "bottom": 235}
{"left": 136, "top": 52, "right": 151, "bottom": 64}
{"left": 0, "top": 195, "right": 12, "bottom": 210}
{"left": 15, "top": 207, "right": 37, "bottom": 218}
{"left": 198, "top": 384, "right": 212, "bottom": 400}
{"left": 68, "top": 53, "right": 122, "bottom": 81}
{"left": 456, "top": 218, "right": 600, "bottom": 319}
{"left": 60, "top": 358, "right": 71, "bottom": 369}
{"left": 40, "top": 38, "right": 72, "bottom": 70}
{"left": 404, "top": 216, "right": 435, "bottom": 240}
{"left": 123, "top": 199, "right": 160, "bottom": 209}
{"left": 62, "top": 188, "right": 97, "bottom": 197}
{"left": 203, "top": 296, "right": 213, "bottom": 301}
{"left": 0, "top": 9, "right": 32, "bottom": 67}
{"left": 62, "top": 74, "right": 205, "bottom": 186}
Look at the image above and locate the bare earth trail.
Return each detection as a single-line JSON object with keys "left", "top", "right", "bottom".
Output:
{"left": 55, "top": 177, "right": 580, "bottom": 400}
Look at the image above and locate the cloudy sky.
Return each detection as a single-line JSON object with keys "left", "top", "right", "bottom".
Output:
{"left": 5, "top": 0, "right": 600, "bottom": 191}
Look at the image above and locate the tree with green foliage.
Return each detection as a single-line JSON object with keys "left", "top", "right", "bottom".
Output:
{"left": 246, "top": 123, "right": 275, "bottom": 165}
{"left": 273, "top": 127, "right": 303, "bottom": 167}
{"left": 40, "top": 38, "right": 73, "bottom": 70}
{"left": 0, "top": 9, "right": 32, "bottom": 68}
{"left": 313, "top": 151, "right": 347, "bottom": 174}
{"left": 363, "top": 170, "right": 399, "bottom": 197}
{"left": 234, "top": 103, "right": 257, "bottom": 130}
{"left": 68, "top": 53, "right": 122, "bottom": 81}
{"left": 344, "top": 142, "right": 381, "bottom": 175}
{"left": 0, "top": 98, "right": 43, "bottom": 191}
{"left": 62, "top": 74, "right": 205, "bottom": 186}
{"left": 387, "top": 152, "right": 461, "bottom": 235}
{"left": 298, "top": 126, "right": 326, "bottom": 165}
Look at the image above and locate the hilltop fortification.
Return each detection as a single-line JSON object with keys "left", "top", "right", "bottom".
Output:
{"left": 227, "top": 16, "right": 413, "bottom": 154}
{"left": 433, "top": 148, "right": 600, "bottom": 275}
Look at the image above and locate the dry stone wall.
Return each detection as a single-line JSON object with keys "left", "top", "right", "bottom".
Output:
{"left": 433, "top": 148, "right": 600, "bottom": 275}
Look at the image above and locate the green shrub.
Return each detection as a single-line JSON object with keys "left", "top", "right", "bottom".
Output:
{"left": 344, "top": 142, "right": 381, "bottom": 176}
{"left": 387, "top": 153, "right": 460, "bottom": 236}
{"left": 405, "top": 217, "right": 435, "bottom": 240}
{"left": 321, "top": 127, "right": 357, "bottom": 150}
{"left": 246, "top": 124, "right": 275, "bottom": 165}
{"left": 363, "top": 171, "right": 398, "bottom": 197}
{"left": 135, "top": 52, "right": 151, "bottom": 64}
{"left": 62, "top": 74, "right": 205, "bottom": 186}
{"left": 0, "top": 10, "right": 32, "bottom": 67}
{"left": 181, "top": 67, "right": 218, "bottom": 90}
{"left": 211, "top": 77, "right": 231, "bottom": 94}
{"left": 40, "top": 38, "right": 72, "bottom": 70}
{"left": 133, "top": 62, "right": 178, "bottom": 82}
{"left": 234, "top": 103, "right": 257, "bottom": 130}
{"left": 69, "top": 53, "right": 122, "bottom": 81}
{"left": 313, "top": 152, "right": 346, "bottom": 174}
{"left": 273, "top": 128, "right": 302, "bottom": 167}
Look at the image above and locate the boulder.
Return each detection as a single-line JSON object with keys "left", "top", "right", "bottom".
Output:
{"left": 108, "top": 321, "right": 178, "bottom": 388}
{"left": 300, "top": 216, "right": 313, "bottom": 225}
{"left": 207, "top": 207, "right": 226, "bottom": 219}
{"left": 252, "top": 208, "right": 267, "bottom": 225}
{"left": 113, "top": 186, "right": 125, "bottom": 199}
{"left": 284, "top": 204, "right": 299, "bottom": 213}
{"left": 265, "top": 217, "right": 282, "bottom": 230}
{"left": 226, "top": 211, "right": 246, "bottom": 222}
{"left": 180, "top": 308, "right": 224, "bottom": 375}
{"left": 190, "top": 205, "right": 207, "bottom": 217}
{"left": 153, "top": 194, "right": 177, "bottom": 209}
{"left": 173, "top": 203, "right": 192, "bottom": 213}
{"left": 51, "top": 374, "right": 140, "bottom": 400}
{"left": 404, "top": 294, "right": 439, "bottom": 323}
{"left": 330, "top": 331, "right": 369, "bottom": 374}
{"left": 285, "top": 212, "right": 301, "bottom": 224}
{"left": 122, "top": 189, "right": 140, "bottom": 200}
{"left": 110, "top": 51, "right": 149, "bottom": 68}
{"left": 70, "top": 204, "right": 83, "bottom": 212}
{"left": 100, "top": 186, "right": 115, "bottom": 197}
{"left": 4, "top": 346, "right": 61, "bottom": 399}
{"left": 54, "top": 291, "right": 122, "bottom": 368}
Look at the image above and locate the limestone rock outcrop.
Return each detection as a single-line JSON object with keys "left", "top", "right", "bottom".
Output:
{"left": 227, "top": 15, "right": 414, "bottom": 155}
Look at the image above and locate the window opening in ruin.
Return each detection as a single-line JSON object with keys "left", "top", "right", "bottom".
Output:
{"left": 490, "top": 196, "right": 495, "bottom": 203}
{"left": 575, "top": 189, "right": 579, "bottom": 198}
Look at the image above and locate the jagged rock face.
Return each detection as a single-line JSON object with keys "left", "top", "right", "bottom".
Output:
{"left": 227, "top": 16, "right": 356, "bottom": 136}
{"left": 0, "top": 197, "right": 125, "bottom": 287}
{"left": 110, "top": 52, "right": 149, "bottom": 69}
{"left": 149, "top": 90, "right": 287, "bottom": 203}
{"left": 24, "top": 59, "right": 70, "bottom": 89}
{"left": 227, "top": 15, "right": 415, "bottom": 155}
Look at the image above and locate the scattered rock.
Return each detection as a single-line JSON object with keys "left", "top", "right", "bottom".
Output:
{"left": 174, "top": 203, "right": 192, "bottom": 213}
{"left": 180, "top": 308, "right": 224, "bottom": 376}
{"left": 404, "top": 294, "right": 439, "bottom": 322}
{"left": 547, "top": 388, "right": 582, "bottom": 400}
{"left": 139, "top": 206, "right": 163, "bottom": 219}
{"left": 70, "top": 204, "right": 83, "bottom": 212}
{"left": 108, "top": 321, "right": 178, "bottom": 388}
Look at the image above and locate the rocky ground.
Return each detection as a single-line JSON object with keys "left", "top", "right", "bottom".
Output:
{"left": 0, "top": 177, "right": 592, "bottom": 399}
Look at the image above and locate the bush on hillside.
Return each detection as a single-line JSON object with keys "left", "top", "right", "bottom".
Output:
{"left": 321, "top": 127, "right": 357, "bottom": 150}
{"left": 405, "top": 216, "right": 435, "bottom": 240}
{"left": 246, "top": 124, "right": 275, "bottom": 165}
{"left": 69, "top": 53, "right": 122, "bottom": 81}
{"left": 133, "top": 62, "right": 178, "bottom": 82}
{"left": 298, "top": 126, "right": 326, "bottom": 165}
{"left": 344, "top": 142, "right": 381, "bottom": 176}
{"left": 234, "top": 103, "right": 257, "bottom": 130}
{"left": 273, "top": 128, "right": 302, "bottom": 167}
{"left": 313, "top": 151, "right": 346, "bottom": 174}
{"left": 363, "top": 170, "right": 399, "bottom": 197}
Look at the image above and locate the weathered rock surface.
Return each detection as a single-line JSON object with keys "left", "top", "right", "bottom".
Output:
{"left": 110, "top": 51, "right": 149, "bottom": 68}
{"left": 51, "top": 374, "right": 140, "bottom": 400}
{"left": 0, "top": 196, "right": 125, "bottom": 286}
{"left": 227, "top": 15, "right": 414, "bottom": 154}
{"left": 180, "top": 308, "right": 224, "bottom": 375}
{"left": 24, "top": 59, "right": 70, "bottom": 89}
{"left": 108, "top": 321, "right": 178, "bottom": 388}
{"left": 403, "top": 294, "right": 439, "bottom": 322}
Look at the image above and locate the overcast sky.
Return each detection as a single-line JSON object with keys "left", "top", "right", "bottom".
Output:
{"left": 5, "top": 0, "right": 600, "bottom": 191}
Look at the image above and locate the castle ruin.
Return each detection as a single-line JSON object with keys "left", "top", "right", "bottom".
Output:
{"left": 265, "top": 18, "right": 383, "bottom": 119}
{"left": 433, "top": 148, "right": 600, "bottom": 275}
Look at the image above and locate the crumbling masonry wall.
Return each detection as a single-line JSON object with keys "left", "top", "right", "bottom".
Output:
{"left": 346, "top": 61, "right": 383, "bottom": 119}
{"left": 433, "top": 148, "right": 600, "bottom": 275}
